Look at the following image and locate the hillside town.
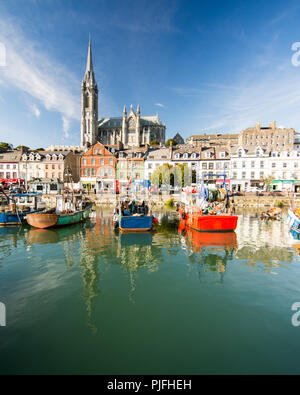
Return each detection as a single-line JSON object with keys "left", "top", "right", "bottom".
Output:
{"left": 1, "top": 39, "right": 300, "bottom": 197}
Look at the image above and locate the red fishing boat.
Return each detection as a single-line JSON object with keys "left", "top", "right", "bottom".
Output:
{"left": 178, "top": 174, "right": 238, "bottom": 232}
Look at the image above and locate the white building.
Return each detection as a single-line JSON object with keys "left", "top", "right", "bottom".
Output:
{"left": 230, "top": 146, "right": 300, "bottom": 191}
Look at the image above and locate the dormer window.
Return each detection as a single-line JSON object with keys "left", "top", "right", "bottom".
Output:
{"left": 238, "top": 150, "right": 243, "bottom": 157}
{"left": 52, "top": 154, "right": 57, "bottom": 160}
{"left": 191, "top": 153, "right": 196, "bottom": 159}
{"left": 220, "top": 152, "right": 225, "bottom": 158}
{"left": 175, "top": 153, "right": 180, "bottom": 159}
{"left": 183, "top": 153, "right": 188, "bottom": 159}
{"left": 59, "top": 154, "right": 64, "bottom": 161}
{"left": 205, "top": 152, "right": 211, "bottom": 158}
{"left": 22, "top": 154, "right": 27, "bottom": 161}
{"left": 256, "top": 150, "right": 260, "bottom": 157}
{"left": 29, "top": 155, "right": 34, "bottom": 161}
{"left": 46, "top": 154, "right": 51, "bottom": 161}
{"left": 36, "top": 154, "right": 41, "bottom": 160}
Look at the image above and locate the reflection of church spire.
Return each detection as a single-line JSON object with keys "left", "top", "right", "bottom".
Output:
{"left": 80, "top": 237, "right": 101, "bottom": 333}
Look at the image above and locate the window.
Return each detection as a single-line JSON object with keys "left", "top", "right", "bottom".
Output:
{"left": 191, "top": 153, "right": 196, "bottom": 159}
{"left": 283, "top": 163, "right": 287, "bottom": 168}
{"left": 52, "top": 165, "right": 55, "bottom": 169}
{"left": 92, "top": 168, "right": 96, "bottom": 176}
{"left": 183, "top": 153, "right": 188, "bottom": 159}
{"left": 209, "top": 163, "right": 214, "bottom": 170}
{"left": 272, "top": 163, "right": 276, "bottom": 168}
{"left": 260, "top": 171, "right": 264, "bottom": 179}
{"left": 91, "top": 158, "right": 95, "bottom": 165}
{"left": 148, "top": 164, "right": 152, "bottom": 169}
{"left": 233, "top": 172, "right": 237, "bottom": 179}
{"left": 251, "top": 172, "right": 255, "bottom": 179}
{"left": 175, "top": 154, "right": 180, "bottom": 159}
{"left": 242, "top": 161, "right": 246, "bottom": 168}
{"left": 251, "top": 161, "right": 255, "bottom": 168}
{"left": 100, "top": 158, "right": 104, "bottom": 165}
{"left": 202, "top": 163, "right": 207, "bottom": 169}
{"left": 83, "top": 158, "right": 87, "bottom": 165}
{"left": 295, "top": 162, "right": 298, "bottom": 168}
{"left": 46, "top": 164, "right": 48, "bottom": 169}
{"left": 220, "top": 152, "right": 225, "bottom": 158}
{"left": 260, "top": 161, "right": 264, "bottom": 168}
{"left": 242, "top": 172, "right": 246, "bottom": 179}
{"left": 109, "top": 158, "right": 113, "bottom": 166}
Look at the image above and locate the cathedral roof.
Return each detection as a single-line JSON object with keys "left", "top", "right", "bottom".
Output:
{"left": 98, "top": 115, "right": 164, "bottom": 128}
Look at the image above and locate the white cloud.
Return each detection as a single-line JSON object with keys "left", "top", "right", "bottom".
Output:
{"left": 155, "top": 103, "right": 165, "bottom": 108}
{"left": 62, "top": 116, "right": 70, "bottom": 138}
{"left": 30, "top": 104, "right": 41, "bottom": 118}
{"left": 0, "top": 16, "right": 80, "bottom": 136}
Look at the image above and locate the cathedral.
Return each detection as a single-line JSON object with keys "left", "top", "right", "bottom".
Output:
{"left": 81, "top": 39, "right": 166, "bottom": 148}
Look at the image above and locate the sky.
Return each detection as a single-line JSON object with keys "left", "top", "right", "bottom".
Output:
{"left": 1, "top": 0, "right": 300, "bottom": 148}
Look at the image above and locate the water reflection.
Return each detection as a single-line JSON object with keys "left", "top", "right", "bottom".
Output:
{"left": 178, "top": 223, "right": 237, "bottom": 283}
{"left": 0, "top": 209, "right": 299, "bottom": 333}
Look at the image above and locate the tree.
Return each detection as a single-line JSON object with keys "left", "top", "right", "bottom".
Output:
{"left": 150, "top": 139, "right": 159, "bottom": 145}
{"left": 262, "top": 175, "right": 275, "bottom": 191}
{"left": 165, "top": 138, "right": 177, "bottom": 147}
{"left": 0, "top": 142, "right": 13, "bottom": 151}
{"left": 15, "top": 145, "right": 30, "bottom": 151}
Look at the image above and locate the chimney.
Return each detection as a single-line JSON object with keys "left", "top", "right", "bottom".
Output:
{"left": 255, "top": 122, "right": 261, "bottom": 131}
{"left": 269, "top": 121, "right": 276, "bottom": 130}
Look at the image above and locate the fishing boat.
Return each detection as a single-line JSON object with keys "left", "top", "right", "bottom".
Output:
{"left": 0, "top": 191, "right": 44, "bottom": 226}
{"left": 288, "top": 196, "right": 300, "bottom": 233}
{"left": 260, "top": 207, "right": 281, "bottom": 220}
{"left": 178, "top": 174, "right": 238, "bottom": 232}
{"left": 26, "top": 194, "right": 92, "bottom": 229}
{"left": 114, "top": 198, "right": 153, "bottom": 232}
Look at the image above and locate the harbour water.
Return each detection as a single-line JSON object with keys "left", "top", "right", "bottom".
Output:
{"left": 1, "top": 209, "right": 300, "bottom": 374}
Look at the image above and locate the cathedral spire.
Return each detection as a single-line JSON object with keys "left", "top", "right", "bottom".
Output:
{"left": 83, "top": 35, "right": 95, "bottom": 84}
{"left": 123, "top": 105, "right": 127, "bottom": 115}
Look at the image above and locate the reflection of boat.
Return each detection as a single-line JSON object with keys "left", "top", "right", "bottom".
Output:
{"left": 26, "top": 222, "right": 87, "bottom": 244}
{"left": 26, "top": 199, "right": 92, "bottom": 229}
{"left": 118, "top": 231, "right": 153, "bottom": 247}
{"left": 0, "top": 193, "right": 44, "bottom": 226}
{"left": 179, "top": 222, "right": 237, "bottom": 253}
{"left": 26, "top": 229, "right": 59, "bottom": 244}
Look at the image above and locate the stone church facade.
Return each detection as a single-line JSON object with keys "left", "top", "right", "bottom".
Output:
{"left": 81, "top": 39, "right": 166, "bottom": 148}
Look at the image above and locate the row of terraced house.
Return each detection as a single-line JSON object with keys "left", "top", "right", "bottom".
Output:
{"left": 1, "top": 121, "right": 300, "bottom": 194}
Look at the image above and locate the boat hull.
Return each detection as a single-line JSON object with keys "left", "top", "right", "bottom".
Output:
{"left": 119, "top": 215, "right": 153, "bottom": 232}
{"left": 26, "top": 213, "right": 59, "bottom": 229}
{"left": 0, "top": 209, "right": 43, "bottom": 226}
{"left": 179, "top": 208, "right": 238, "bottom": 232}
{"left": 26, "top": 204, "right": 92, "bottom": 229}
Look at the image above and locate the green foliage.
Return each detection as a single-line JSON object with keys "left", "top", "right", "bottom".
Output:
{"left": 165, "top": 198, "right": 174, "bottom": 208}
{"left": 150, "top": 139, "right": 159, "bottom": 145}
{"left": 275, "top": 200, "right": 284, "bottom": 208}
{"left": 150, "top": 163, "right": 191, "bottom": 187}
{"left": 0, "top": 142, "right": 13, "bottom": 151}
{"left": 165, "top": 139, "right": 177, "bottom": 147}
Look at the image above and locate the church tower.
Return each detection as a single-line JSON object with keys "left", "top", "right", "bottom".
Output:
{"left": 81, "top": 36, "right": 98, "bottom": 147}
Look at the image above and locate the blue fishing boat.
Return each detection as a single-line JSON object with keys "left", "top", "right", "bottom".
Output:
{"left": 114, "top": 199, "right": 153, "bottom": 232}
{"left": 119, "top": 215, "right": 153, "bottom": 232}
{"left": 0, "top": 193, "right": 44, "bottom": 226}
{"left": 288, "top": 209, "right": 300, "bottom": 233}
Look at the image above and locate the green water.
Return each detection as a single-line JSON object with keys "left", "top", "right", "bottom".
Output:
{"left": 1, "top": 209, "right": 300, "bottom": 374}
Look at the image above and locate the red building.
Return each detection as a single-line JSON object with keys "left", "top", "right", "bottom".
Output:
{"left": 80, "top": 142, "right": 117, "bottom": 192}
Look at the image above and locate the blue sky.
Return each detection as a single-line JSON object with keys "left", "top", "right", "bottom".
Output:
{"left": 1, "top": 0, "right": 300, "bottom": 148}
